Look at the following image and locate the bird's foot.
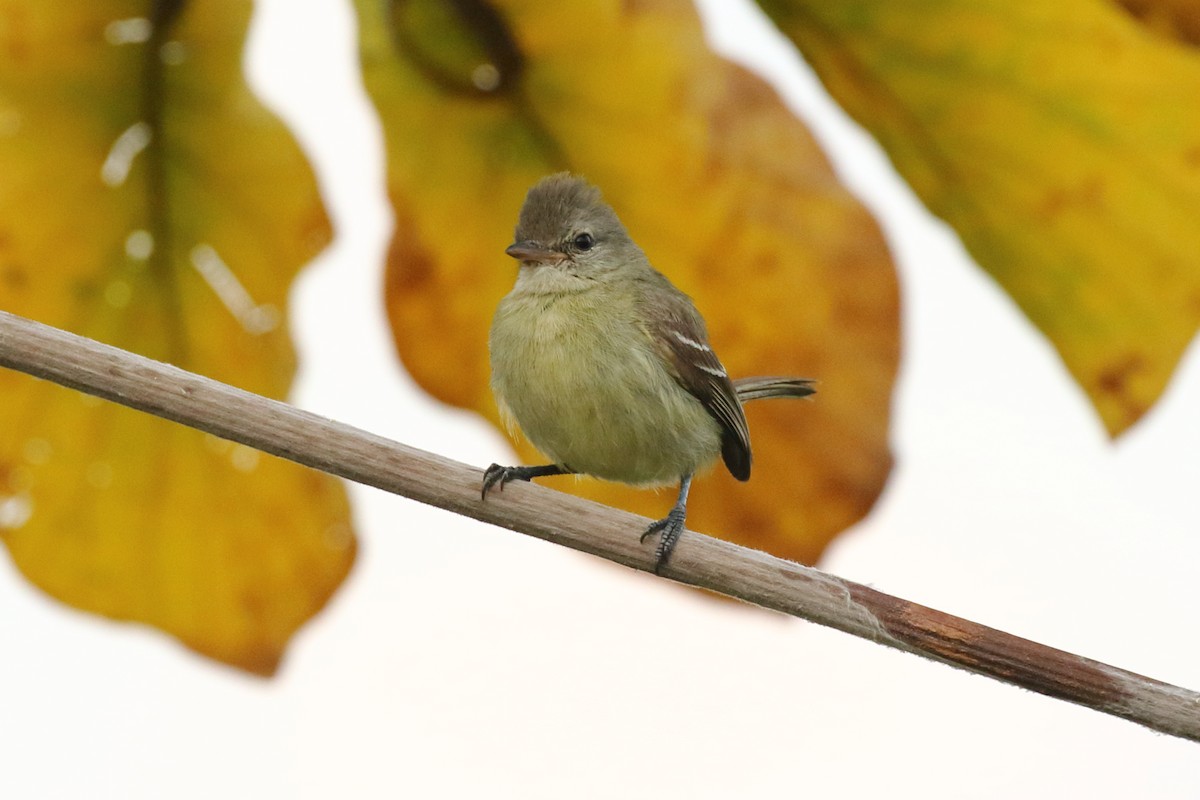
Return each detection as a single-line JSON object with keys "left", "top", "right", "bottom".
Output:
{"left": 640, "top": 507, "right": 688, "bottom": 574}
{"left": 482, "top": 464, "right": 529, "bottom": 500}
{"left": 481, "top": 463, "right": 570, "bottom": 500}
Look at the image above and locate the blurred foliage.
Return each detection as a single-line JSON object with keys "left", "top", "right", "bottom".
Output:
{"left": 1117, "top": 0, "right": 1200, "bottom": 44}
{"left": 0, "top": 0, "right": 353, "bottom": 675}
{"left": 360, "top": 0, "right": 899, "bottom": 566}
{"left": 760, "top": 0, "right": 1200, "bottom": 435}
{"left": 4, "top": 0, "right": 1197, "bottom": 674}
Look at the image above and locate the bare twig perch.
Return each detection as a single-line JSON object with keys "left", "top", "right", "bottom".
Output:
{"left": 0, "top": 309, "right": 1197, "bottom": 741}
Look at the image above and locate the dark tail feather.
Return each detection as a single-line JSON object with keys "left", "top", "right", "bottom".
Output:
{"left": 733, "top": 376, "right": 816, "bottom": 403}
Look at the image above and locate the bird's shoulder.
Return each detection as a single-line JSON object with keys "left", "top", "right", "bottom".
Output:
{"left": 631, "top": 268, "right": 716, "bottom": 366}
{"left": 633, "top": 266, "right": 753, "bottom": 481}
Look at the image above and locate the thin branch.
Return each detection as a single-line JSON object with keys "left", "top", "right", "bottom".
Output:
{"left": 0, "top": 309, "right": 1197, "bottom": 741}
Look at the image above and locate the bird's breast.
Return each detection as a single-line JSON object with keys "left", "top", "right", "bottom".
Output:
{"left": 489, "top": 286, "right": 722, "bottom": 486}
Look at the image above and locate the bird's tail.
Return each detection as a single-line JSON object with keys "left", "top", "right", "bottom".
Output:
{"left": 733, "top": 376, "right": 817, "bottom": 403}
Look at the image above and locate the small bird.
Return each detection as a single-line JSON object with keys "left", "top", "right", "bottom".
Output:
{"left": 483, "top": 173, "right": 815, "bottom": 570}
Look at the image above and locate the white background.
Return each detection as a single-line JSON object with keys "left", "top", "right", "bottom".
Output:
{"left": 3, "top": 1, "right": 1200, "bottom": 797}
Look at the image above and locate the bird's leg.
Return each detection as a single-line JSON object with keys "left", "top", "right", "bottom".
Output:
{"left": 640, "top": 473, "right": 693, "bottom": 573}
{"left": 481, "top": 463, "right": 574, "bottom": 500}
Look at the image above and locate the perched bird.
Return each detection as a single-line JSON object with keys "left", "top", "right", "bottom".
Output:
{"left": 483, "top": 173, "right": 815, "bottom": 570}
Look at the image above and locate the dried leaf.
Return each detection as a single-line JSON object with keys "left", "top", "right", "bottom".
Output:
{"left": 0, "top": 1, "right": 353, "bottom": 674}
{"left": 1116, "top": 0, "right": 1200, "bottom": 44}
{"left": 759, "top": 0, "right": 1200, "bottom": 434}
{"left": 359, "top": 0, "right": 899, "bottom": 564}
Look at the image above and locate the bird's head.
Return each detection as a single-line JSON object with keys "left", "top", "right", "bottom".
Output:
{"left": 505, "top": 173, "right": 643, "bottom": 279}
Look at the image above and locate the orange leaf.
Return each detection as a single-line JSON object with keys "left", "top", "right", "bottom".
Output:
{"left": 1116, "top": 0, "right": 1200, "bottom": 43}
{"left": 0, "top": 1, "right": 354, "bottom": 674}
{"left": 359, "top": 0, "right": 899, "bottom": 565}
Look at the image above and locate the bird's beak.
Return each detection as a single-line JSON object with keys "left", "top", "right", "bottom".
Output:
{"left": 505, "top": 241, "right": 566, "bottom": 266}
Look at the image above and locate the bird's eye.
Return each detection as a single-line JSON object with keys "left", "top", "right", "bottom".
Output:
{"left": 573, "top": 232, "right": 595, "bottom": 251}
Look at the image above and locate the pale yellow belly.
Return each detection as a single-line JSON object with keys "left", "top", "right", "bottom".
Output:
{"left": 490, "top": 290, "right": 721, "bottom": 486}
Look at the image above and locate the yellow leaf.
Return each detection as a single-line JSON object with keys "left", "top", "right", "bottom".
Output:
{"left": 0, "top": 1, "right": 353, "bottom": 674}
{"left": 759, "top": 0, "right": 1200, "bottom": 435}
{"left": 359, "top": 0, "right": 899, "bottom": 565}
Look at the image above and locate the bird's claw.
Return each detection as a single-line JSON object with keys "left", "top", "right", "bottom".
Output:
{"left": 480, "top": 462, "right": 518, "bottom": 501}
{"left": 480, "top": 462, "right": 554, "bottom": 501}
{"left": 641, "top": 508, "right": 687, "bottom": 574}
